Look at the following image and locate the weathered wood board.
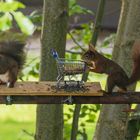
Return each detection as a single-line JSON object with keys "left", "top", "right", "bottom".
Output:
{"left": 0, "top": 82, "right": 102, "bottom": 96}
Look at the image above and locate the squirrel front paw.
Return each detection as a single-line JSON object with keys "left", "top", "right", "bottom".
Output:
{"left": 7, "top": 82, "right": 14, "bottom": 88}
{"left": 88, "top": 61, "right": 96, "bottom": 70}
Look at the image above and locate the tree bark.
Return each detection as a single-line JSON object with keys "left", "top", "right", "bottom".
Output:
{"left": 112, "top": 0, "right": 130, "bottom": 62}
{"left": 125, "top": 105, "right": 140, "bottom": 140}
{"left": 35, "top": 0, "right": 68, "bottom": 140}
{"left": 93, "top": 0, "right": 140, "bottom": 139}
{"left": 123, "top": 0, "right": 140, "bottom": 139}
{"left": 70, "top": 104, "right": 81, "bottom": 140}
{"left": 91, "top": 0, "right": 106, "bottom": 45}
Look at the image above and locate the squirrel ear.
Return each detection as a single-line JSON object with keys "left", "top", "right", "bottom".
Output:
{"left": 89, "top": 43, "right": 96, "bottom": 51}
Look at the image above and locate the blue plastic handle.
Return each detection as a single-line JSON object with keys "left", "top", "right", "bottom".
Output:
{"left": 51, "top": 49, "right": 59, "bottom": 59}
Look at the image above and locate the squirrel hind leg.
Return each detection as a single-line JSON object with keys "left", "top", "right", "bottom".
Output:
{"left": 118, "top": 87, "right": 127, "bottom": 93}
{"left": 7, "top": 66, "right": 18, "bottom": 88}
{"left": 118, "top": 88, "right": 127, "bottom": 93}
{"left": 7, "top": 82, "right": 15, "bottom": 88}
{"left": 107, "top": 76, "right": 116, "bottom": 93}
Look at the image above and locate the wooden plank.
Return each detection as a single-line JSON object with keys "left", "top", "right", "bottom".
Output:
{"left": 0, "top": 82, "right": 102, "bottom": 96}
{"left": 1, "top": 92, "right": 140, "bottom": 104}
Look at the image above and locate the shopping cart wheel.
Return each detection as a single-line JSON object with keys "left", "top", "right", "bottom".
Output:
{"left": 77, "top": 81, "right": 80, "bottom": 88}
{"left": 62, "top": 96, "right": 73, "bottom": 104}
{"left": 64, "top": 81, "right": 68, "bottom": 88}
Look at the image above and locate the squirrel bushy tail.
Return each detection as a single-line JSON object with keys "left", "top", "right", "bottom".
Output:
{"left": 128, "top": 39, "right": 140, "bottom": 85}
{"left": 0, "top": 41, "right": 25, "bottom": 69}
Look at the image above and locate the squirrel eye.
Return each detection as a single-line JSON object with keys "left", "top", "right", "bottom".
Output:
{"left": 85, "top": 55, "right": 89, "bottom": 59}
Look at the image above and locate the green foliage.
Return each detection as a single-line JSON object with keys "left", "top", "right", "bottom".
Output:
{"left": 64, "top": 104, "right": 100, "bottom": 139}
{"left": 0, "top": 13, "right": 12, "bottom": 30}
{"left": 28, "top": 11, "right": 42, "bottom": 29}
{"left": 13, "top": 11, "right": 35, "bottom": 35}
{"left": 21, "top": 56, "right": 39, "bottom": 81}
{"left": 99, "top": 33, "right": 116, "bottom": 58}
{"left": 0, "top": 1, "right": 25, "bottom": 12}
{"left": 69, "top": 0, "right": 94, "bottom": 16}
{"left": 26, "top": 0, "right": 94, "bottom": 30}
{"left": 101, "top": 33, "right": 116, "bottom": 48}
{"left": 68, "top": 22, "right": 93, "bottom": 53}
{"left": 0, "top": 1, "right": 35, "bottom": 35}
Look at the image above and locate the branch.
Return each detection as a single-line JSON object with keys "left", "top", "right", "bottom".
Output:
{"left": 68, "top": 32, "right": 86, "bottom": 51}
{"left": 22, "top": 129, "right": 34, "bottom": 138}
{"left": 66, "top": 50, "right": 82, "bottom": 54}
{"left": 24, "top": 57, "right": 38, "bottom": 67}
{"left": 71, "top": 104, "right": 81, "bottom": 140}
{"left": 91, "top": 0, "right": 106, "bottom": 45}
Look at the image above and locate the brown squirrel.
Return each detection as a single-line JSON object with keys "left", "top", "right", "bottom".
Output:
{"left": 82, "top": 42, "right": 140, "bottom": 93}
{"left": 0, "top": 41, "right": 25, "bottom": 88}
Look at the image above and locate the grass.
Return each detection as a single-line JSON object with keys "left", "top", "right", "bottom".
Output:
{"left": 0, "top": 105, "right": 36, "bottom": 140}
{"left": 64, "top": 123, "right": 96, "bottom": 140}
{"left": 0, "top": 104, "right": 97, "bottom": 140}
{"left": 0, "top": 120, "right": 35, "bottom": 140}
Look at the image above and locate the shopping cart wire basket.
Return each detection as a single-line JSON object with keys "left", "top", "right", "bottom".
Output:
{"left": 51, "top": 49, "right": 87, "bottom": 88}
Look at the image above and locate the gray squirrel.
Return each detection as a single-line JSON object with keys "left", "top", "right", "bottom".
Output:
{"left": 0, "top": 41, "right": 25, "bottom": 87}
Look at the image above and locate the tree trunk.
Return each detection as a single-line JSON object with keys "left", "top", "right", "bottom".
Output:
{"left": 35, "top": 0, "right": 68, "bottom": 140}
{"left": 93, "top": 0, "right": 140, "bottom": 139}
{"left": 124, "top": 0, "right": 140, "bottom": 139}
{"left": 125, "top": 105, "right": 140, "bottom": 140}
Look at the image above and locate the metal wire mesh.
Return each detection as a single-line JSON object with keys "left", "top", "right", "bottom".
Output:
{"left": 52, "top": 49, "right": 87, "bottom": 88}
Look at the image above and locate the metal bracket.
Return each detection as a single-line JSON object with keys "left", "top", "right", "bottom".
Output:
{"left": 62, "top": 96, "right": 73, "bottom": 105}
{"left": 6, "top": 96, "right": 13, "bottom": 105}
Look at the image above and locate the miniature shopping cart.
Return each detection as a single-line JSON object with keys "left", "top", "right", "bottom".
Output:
{"left": 52, "top": 49, "right": 87, "bottom": 89}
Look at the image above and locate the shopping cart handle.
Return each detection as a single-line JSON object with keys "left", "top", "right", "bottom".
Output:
{"left": 51, "top": 49, "right": 59, "bottom": 59}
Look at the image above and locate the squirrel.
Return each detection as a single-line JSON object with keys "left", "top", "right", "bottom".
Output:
{"left": 0, "top": 41, "right": 25, "bottom": 88}
{"left": 82, "top": 43, "right": 131, "bottom": 93}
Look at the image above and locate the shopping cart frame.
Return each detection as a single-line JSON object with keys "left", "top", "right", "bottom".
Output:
{"left": 52, "top": 49, "right": 87, "bottom": 88}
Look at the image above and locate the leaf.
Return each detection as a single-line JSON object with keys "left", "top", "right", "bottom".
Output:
{"left": 64, "top": 113, "right": 72, "bottom": 119}
{"left": 79, "top": 112, "right": 87, "bottom": 118}
{"left": 12, "top": 11, "right": 35, "bottom": 35}
{"left": 0, "top": 13, "right": 12, "bottom": 30}
{"left": 68, "top": 108, "right": 74, "bottom": 112}
{"left": 28, "top": 10, "right": 42, "bottom": 26}
{"left": 0, "top": 1, "right": 25, "bottom": 12}
{"left": 86, "top": 119, "right": 94, "bottom": 123}
{"left": 71, "top": 54, "right": 77, "bottom": 59}
{"left": 80, "top": 122, "right": 85, "bottom": 127}
{"left": 81, "top": 105, "right": 88, "bottom": 112}
{"left": 0, "top": 12, "right": 5, "bottom": 17}
{"left": 86, "top": 114, "right": 96, "bottom": 123}
{"left": 69, "top": 0, "right": 94, "bottom": 16}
